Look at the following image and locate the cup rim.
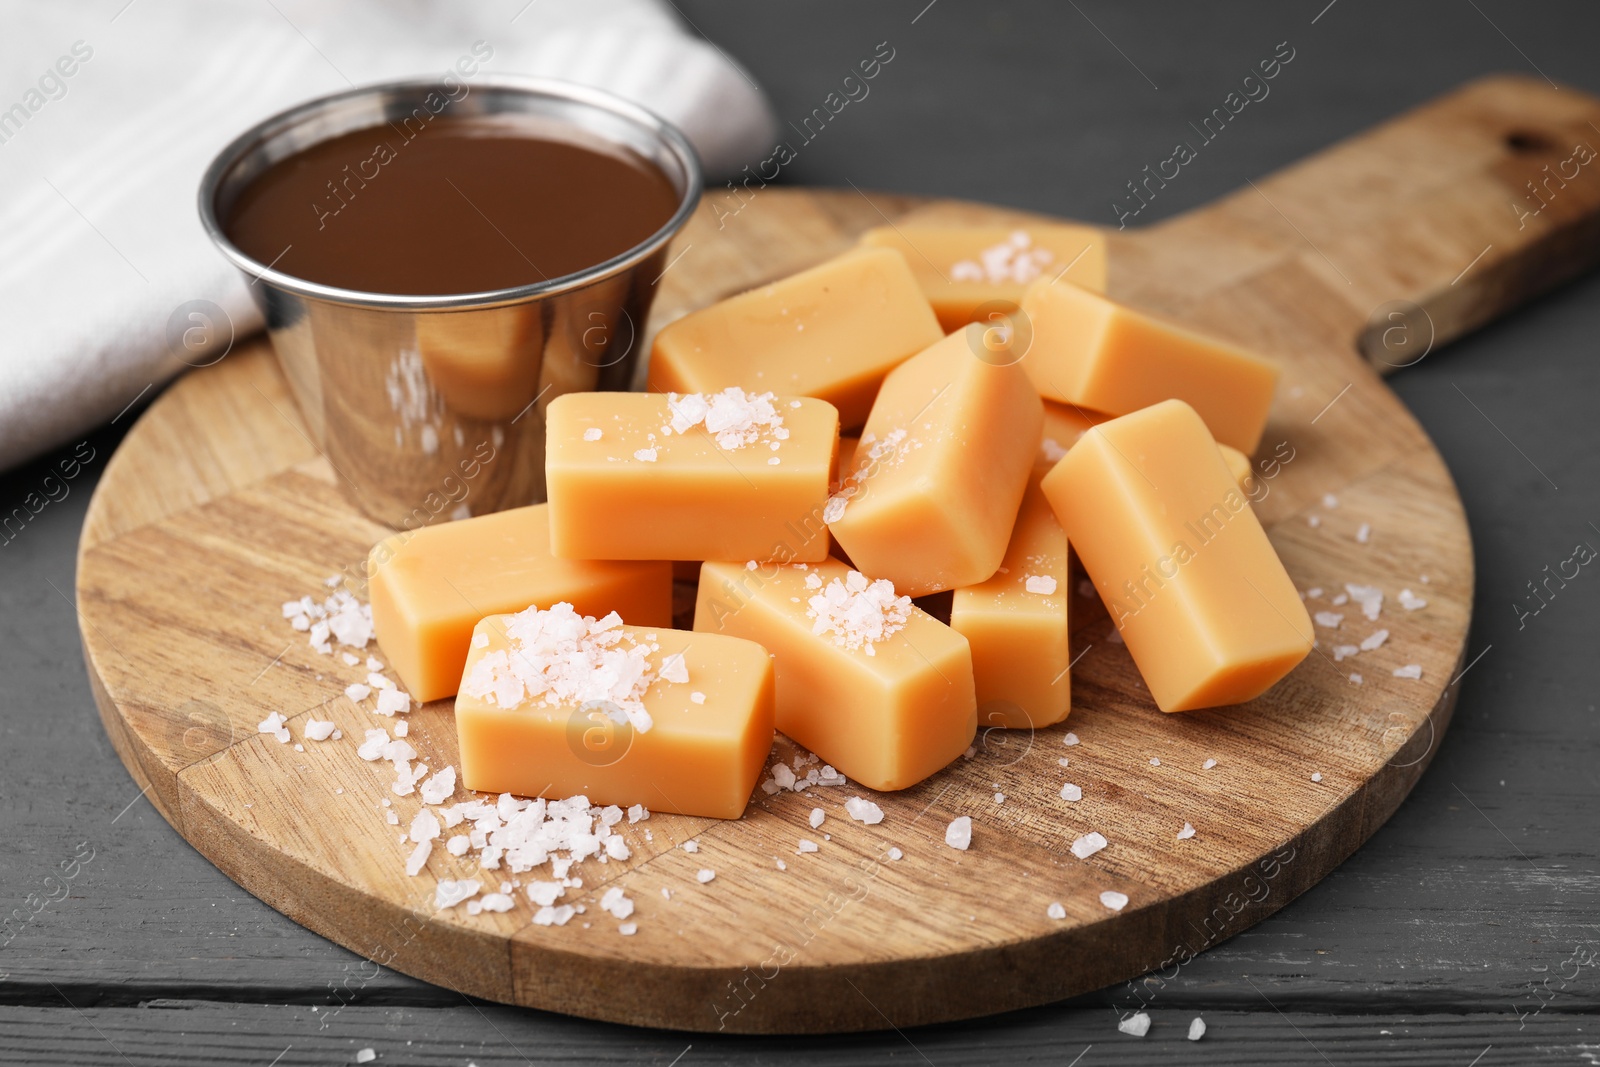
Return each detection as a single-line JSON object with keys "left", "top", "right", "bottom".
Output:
{"left": 197, "top": 74, "right": 703, "bottom": 311}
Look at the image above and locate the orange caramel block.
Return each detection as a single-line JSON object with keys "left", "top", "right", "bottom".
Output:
{"left": 646, "top": 248, "right": 943, "bottom": 428}
{"left": 1020, "top": 280, "right": 1280, "bottom": 454}
{"left": 949, "top": 470, "right": 1070, "bottom": 729}
{"left": 828, "top": 325, "right": 1043, "bottom": 596}
{"left": 694, "top": 559, "right": 976, "bottom": 791}
{"left": 368, "top": 504, "right": 670, "bottom": 703}
{"left": 455, "top": 613, "right": 774, "bottom": 819}
{"left": 1039, "top": 399, "right": 1255, "bottom": 491}
{"left": 859, "top": 223, "right": 1106, "bottom": 331}
{"left": 545, "top": 391, "right": 838, "bottom": 563}
{"left": 1041, "top": 400, "right": 1311, "bottom": 711}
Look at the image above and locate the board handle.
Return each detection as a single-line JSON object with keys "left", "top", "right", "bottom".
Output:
{"left": 1151, "top": 75, "right": 1600, "bottom": 373}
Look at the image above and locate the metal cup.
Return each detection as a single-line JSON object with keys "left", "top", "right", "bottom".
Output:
{"left": 198, "top": 76, "right": 702, "bottom": 529}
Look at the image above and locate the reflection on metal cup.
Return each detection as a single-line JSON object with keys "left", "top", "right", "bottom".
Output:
{"left": 198, "top": 76, "right": 702, "bottom": 529}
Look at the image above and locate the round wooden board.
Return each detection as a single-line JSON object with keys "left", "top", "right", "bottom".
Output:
{"left": 76, "top": 76, "right": 1600, "bottom": 1033}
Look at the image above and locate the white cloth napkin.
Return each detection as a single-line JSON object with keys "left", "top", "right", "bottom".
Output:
{"left": 0, "top": 0, "right": 774, "bottom": 471}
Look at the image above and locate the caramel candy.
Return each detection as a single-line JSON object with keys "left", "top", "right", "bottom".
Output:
{"left": 859, "top": 223, "right": 1106, "bottom": 331}
{"left": 456, "top": 605, "right": 774, "bottom": 819}
{"left": 1020, "top": 280, "right": 1279, "bottom": 454}
{"left": 694, "top": 559, "right": 975, "bottom": 791}
{"left": 646, "top": 248, "right": 943, "bottom": 427}
{"left": 949, "top": 470, "right": 1070, "bottom": 729}
{"left": 827, "top": 325, "right": 1043, "bottom": 596}
{"left": 545, "top": 390, "right": 838, "bottom": 563}
{"left": 1041, "top": 400, "right": 1311, "bottom": 711}
{"left": 368, "top": 504, "right": 670, "bottom": 703}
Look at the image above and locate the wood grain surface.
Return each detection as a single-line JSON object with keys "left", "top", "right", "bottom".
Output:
{"left": 72, "top": 75, "right": 1600, "bottom": 1033}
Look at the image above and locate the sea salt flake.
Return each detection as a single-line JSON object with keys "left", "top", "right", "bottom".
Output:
{"left": 446, "top": 835, "right": 470, "bottom": 857}
{"left": 356, "top": 1050, "right": 376, "bottom": 1064}
{"left": 1332, "top": 644, "right": 1360, "bottom": 662}
{"left": 887, "top": 847, "right": 903, "bottom": 860}
{"left": 1070, "top": 831, "right": 1107, "bottom": 859}
{"left": 1393, "top": 664, "right": 1423, "bottom": 679}
{"left": 633, "top": 448, "right": 657, "bottom": 462}
{"left": 1060, "top": 783, "right": 1082, "bottom": 802}
{"left": 1100, "top": 889, "right": 1129, "bottom": 912}
{"left": 1177, "top": 822, "right": 1196, "bottom": 840}
{"left": 420, "top": 766, "right": 457, "bottom": 806}
{"left": 526, "top": 882, "right": 564, "bottom": 907}
{"left": 658, "top": 652, "right": 689, "bottom": 685}
{"left": 405, "top": 839, "right": 432, "bottom": 876}
{"left": 1047, "top": 901, "right": 1066, "bottom": 920}
{"left": 344, "top": 683, "right": 371, "bottom": 703}
{"left": 806, "top": 570, "right": 912, "bottom": 653}
{"left": 1188, "top": 1016, "right": 1207, "bottom": 1041}
{"left": 304, "top": 719, "right": 336, "bottom": 741}
{"left": 1359, "top": 629, "right": 1389, "bottom": 652}
{"left": 618, "top": 921, "right": 637, "bottom": 935}
{"left": 627, "top": 804, "right": 649, "bottom": 824}
{"left": 1062, "top": 732, "right": 1080, "bottom": 746}
{"left": 1117, "top": 1010, "right": 1149, "bottom": 1036}
{"left": 583, "top": 427, "right": 603, "bottom": 442}
{"left": 409, "top": 810, "right": 441, "bottom": 843}
{"left": 696, "top": 868, "right": 715, "bottom": 884}
{"left": 1398, "top": 588, "right": 1427, "bottom": 610}
{"left": 809, "top": 808, "right": 825, "bottom": 829}
{"left": 532, "top": 904, "right": 576, "bottom": 926}
{"left": 1202, "top": 758, "right": 1218, "bottom": 770}
{"left": 1349, "top": 672, "right": 1364, "bottom": 685}
{"left": 945, "top": 816, "right": 973, "bottom": 851}
{"left": 1314, "top": 611, "right": 1344, "bottom": 629}
{"left": 689, "top": 691, "right": 706, "bottom": 705}
{"left": 435, "top": 879, "right": 480, "bottom": 909}
{"left": 479, "top": 893, "right": 515, "bottom": 913}
{"left": 682, "top": 839, "right": 699, "bottom": 853}
{"left": 1311, "top": 772, "right": 1324, "bottom": 783}
{"left": 374, "top": 688, "right": 411, "bottom": 716}
{"left": 1025, "top": 575, "right": 1058, "bottom": 595}
{"left": 393, "top": 721, "right": 408, "bottom": 738}
{"left": 845, "top": 796, "right": 884, "bottom": 824}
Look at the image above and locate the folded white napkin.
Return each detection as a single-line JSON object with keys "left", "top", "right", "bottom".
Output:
{"left": 0, "top": 0, "right": 774, "bottom": 470}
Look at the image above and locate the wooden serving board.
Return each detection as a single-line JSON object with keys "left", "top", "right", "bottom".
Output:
{"left": 77, "top": 76, "right": 1600, "bottom": 1033}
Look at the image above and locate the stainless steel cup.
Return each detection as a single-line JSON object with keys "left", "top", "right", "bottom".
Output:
{"left": 199, "top": 76, "right": 702, "bottom": 529}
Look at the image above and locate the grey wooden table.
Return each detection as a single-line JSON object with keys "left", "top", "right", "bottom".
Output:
{"left": 3, "top": 1, "right": 1598, "bottom": 1063}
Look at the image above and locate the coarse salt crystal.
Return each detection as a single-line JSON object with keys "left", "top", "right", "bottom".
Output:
{"left": 341, "top": 652, "right": 360, "bottom": 666}
{"left": 845, "top": 796, "right": 884, "bottom": 824}
{"left": 1047, "top": 901, "right": 1066, "bottom": 920}
{"left": 1398, "top": 588, "right": 1427, "bottom": 610}
{"left": 409, "top": 810, "right": 441, "bottom": 843}
{"left": 797, "top": 839, "right": 819, "bottom": 854}
{"left": 1070, "top": 832, "right": 1107, "bottom": 859}
{"left": 405, "top": 839, "right": 431, "bottom": 876}
{"left": 1100, "top": 890, "right": 1129, "bottom": 911}
{"left": 1025, "top": 575, "right": 1058, "bottom": 595}
{"left": 993, "top": 792, "right": 1005, "bottom": 804}
{"left": 696, "top": 868, "right": 715, "bottom": 884}
{"left": 1188, "top": 1016, "right": 1207, "bottom": 1041}
{"left": 1311, "top": 772, "right": 1323, "bottom": 783}
{"left": 393, "top": 721, "right": 408, "bottom": 737}
{"left": 356, "top": 1050, "right": 376, "bottom": 1064}
{"left": 658, "top": 652, "right": 689, "bottom": 685}
{"left": 1177, "top": 822, "right": 1196, "bottom": 840}
{"left": 1393, "top": 664, "right": 1423, "bottom": 679}
{"left": 1314, "top": 611, "right": 1344, "bottom": 629}
{"left": 526, "top": 882, "right": 564, "bottom": 907}
{"left": 1149, "top": 757, "right": 1161, "bottom": 767}
{"left": 1356, "top": 523, "right": 1371, "bottom": 544}
{"left": 304, "top": 719, "right": 336, "bottom": 741}
{"left": 420, "top": 766, "right": 456, "bottom": 806}
{"left": 1349, "top": 672, "right": 1364, "bottom": 685}
{"left": 375, "top": 688, "right": 411, "bottom": 716}
{"left": 344, "top": 683, "right": 371, "bottom": 703}
{"left": 600, "top": 886, "right": 634, "bottom": 919}
{"left": 809, "top": 808, "right": 825, "bottom": 829}
{"left": 446, "top": 835, "right": 470, "bottom": 857}
{"left": 689, "top": 691, "right": 706, "bottom": 704}
{"left": 1332, "top": 644, "right": 1360, "bottom": 662}
{"left": 887, "top": 847, "right": 903, "bottom": 860}
{"left": 479, "top": 893, "right": 515, "bottom": 913}
{"left": 532, "top": 904, "right": 576, "bottom": 926}
{"left": 583, "top": 427, "right": 603, "bottom": 442}
{"left": 1062, "top": 732, "right": 1080, "bottom": 746}
{"left": 357, "top": 728, "right": 388, "bottom": 761}
{"left": 633, "top": 448, "right": 657, "bottom": 462}
{"left": 682, "top": 839, "right": 699, "bottom": 853}
{"left": 435, "top": 879, "right": 480, "bottom": 909}
{"left": 945, "top": 816, "right": 972, "bottom": 850}
{"left": 618, "top": 921, "right": 637, "bottom": 935}
{"left": 627, "top": 804, "right": 649, "bottom": 824}
{"left": 1202, "top": 758, "right": 1218, "bottom": 770}
{"left": 1359, "top": 629, "right": 1389, "bottom": 652}
{"left": 1117, "top": 1010, "right": 1149, "bottom": 1036}
{"left": 1060, "top": 783, "right": 1082, "bottom": 801}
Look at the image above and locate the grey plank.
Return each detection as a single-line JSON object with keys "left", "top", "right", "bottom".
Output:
{"left": 0, "top": 1004, "right": 1592, "bottom": 1066}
